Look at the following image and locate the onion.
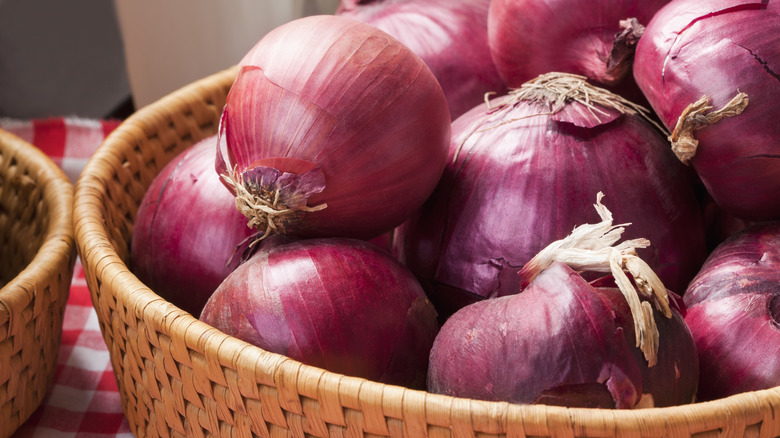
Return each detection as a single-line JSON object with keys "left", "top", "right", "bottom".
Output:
{"left": 427, "top": 197, "right": 698, "bottom": 408}
{"left": 487, "top": 0, "right": 669, "bottom": 100}
{"left": 683, "top": 221, "right": 780, "bottom": 401}
{"left": 131, "top": 135, "right": 254, "bottom": 316}
{"left": 217, "top": 15, "right": 451, "bottom": 242}
{"left": 633, "top": 0, "right": 780, "bottom": 221}
{"left": 398, "top": 72, "right": 707, "bottom": 319}
{"left": 336, "top": 0, "right": 506, "bottom": 119}
{"left": 200, "top": 236, "right": 439, "bottom": 389}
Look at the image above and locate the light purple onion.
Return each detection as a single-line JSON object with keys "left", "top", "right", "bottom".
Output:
{"left": 398, "top": 73, "right": 707, "bottom": 318}
{"left": 336, "top": 0, "right": 506, "bottom": 119}
{"left": 200, "top": 236, "right": 439, "bottom": 389}
{"left": 428, "top": 262, "right": 698, "bottom": 408}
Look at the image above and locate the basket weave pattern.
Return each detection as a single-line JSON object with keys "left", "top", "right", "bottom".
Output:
{"left": 72, "top": 67, "right": 780, "bottom": 437}
{"left": 0, "top": 129, "right": 76, "bottom": 438}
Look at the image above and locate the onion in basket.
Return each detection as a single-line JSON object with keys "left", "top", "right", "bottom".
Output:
{"left": 427, "top": 195, "right": 699, "bottom": 408}
{"left": 216, "top": 14, "right": 451, "bottom": 242}
{"left": 683, "top": 221, "right": 780, "bottom": 401}
{"left": 200, "top": 236, "right": 439, "bottom": 389}
{"left": 131, "top": 135, "right": 254, "bottom": 316}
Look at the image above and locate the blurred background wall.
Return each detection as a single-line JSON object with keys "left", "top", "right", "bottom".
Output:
{"left": 0, "top": 0, "right": 339, "bottom": 119}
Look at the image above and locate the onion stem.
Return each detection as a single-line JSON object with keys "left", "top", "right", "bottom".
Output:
{"left": 668, "top": 92, "right": 749, "bottom": 165}
{"left": 518, "top": 192, "right": 671, "bottom": 366}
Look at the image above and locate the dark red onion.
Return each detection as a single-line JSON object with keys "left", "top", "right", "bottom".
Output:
{"left": 683, "top": 221, "right": 780, "bottom": 401}
{"left": 633, "top": 0, "right": 780, "bottom": 221}
{"left": 200, "top": 236, "right": 439, "bottom": 389}
{"left": 398, "top": 73, "right": 707, "bottom": 318}
{"left": 487, "top": 0, "right": 668, "bottom": 101}
{"left": 131, "top": 135, "right": 254, "bottom": 316}
{"left": 217, "top": 15, "right": 451, "bottom": 242}
{"left": 336, "top": 0, "right": 506, "bottom": 119}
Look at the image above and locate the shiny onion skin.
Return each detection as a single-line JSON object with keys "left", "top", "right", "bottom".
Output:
{"left": 200, "top": 237, "right": 439, "bottom": 389}
{"left": 336, "top": 0, "right": 506, "bottom": 119}
{"left": 398, "top": 73, "right": 707, "bottom": 318}
{"left": 428, "top": 263, "right": 641, "bottom": 408}
{"left": 633, "top": 0, "right": 780, "bottom": 221}
{"left": 683, "top": 221, "right": 780, "bottom": 401}
{"left": 218, "top": 15, "right": 451, "bottom": 241}
{"left": 487, "top": 0, "right": 669, "bottom": 99}
{"left": 131, "top": 136, "right": 254, "bottom": 316}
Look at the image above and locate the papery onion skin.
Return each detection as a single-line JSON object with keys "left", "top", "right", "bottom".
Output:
{"left": 131, "top": 136, "right": 254, "bottom": 316}
{"left": 593, "top": 279, "right": 699, "bottom": 407}
{"left": 398, "top": 76, "right": 707, "bottom": 318}
{"left": 200, "top": 237, "right": 439, "bottom": 389}
{"left": 487, "top": 0, "right": 668, "bottom": 97}
{"left": 219, "top": 15, "right": 451, "bottom": 241}
{"left": 336, "top": 0, "right": 506, "bottom": 119}
{"left": 633, "top": 0, "right": 780, "bottom": 221}
{"left": 683, "top": 221, "right": 780, "bottom": 401}
{"left": 427, "top": 262, "right": 645, "bottom": 408}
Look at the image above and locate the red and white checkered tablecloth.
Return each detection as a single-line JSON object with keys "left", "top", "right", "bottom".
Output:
{"left": 1, "top": 117, "right": 133, "bottom": 437}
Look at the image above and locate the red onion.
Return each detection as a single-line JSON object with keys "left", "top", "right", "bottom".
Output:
{"left": 487, "top": 0, "right": 668, "bottom": 100}
{"left": 217, "top": 15, "right": 451, "bottom": 242}
{"left": 336, "top": 0, "right": 506, "bottom": 119}
{"left": 683, "top": 221, "right": 780, "bottom": 401}
{"left": 398, "top": 73, "right": 707, "bottom": 318}
{"left": 633, "top": 0, "right": 780, "bottom": 221}
{"left": 200, "top": 236, "right": 439, "bottom": 389}
{"left": 131, "top": 136, "right": 254, "bottom": 316}
{"left": 428, "top": 202, "right": 698, "bottom": 407}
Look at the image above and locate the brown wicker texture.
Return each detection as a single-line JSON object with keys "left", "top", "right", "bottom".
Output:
{"left": 72, "top": 66, "right": 780, "bottom": 438}
{"left": 0, "top": 128, "right": 76, "bottom": 438}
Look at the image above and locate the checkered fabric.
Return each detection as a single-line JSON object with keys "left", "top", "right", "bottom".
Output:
{"left": 1, "top": 117, "right": 131, "bottom": 437}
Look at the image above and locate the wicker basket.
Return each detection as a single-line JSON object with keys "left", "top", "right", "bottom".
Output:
{"left": 72, "top": 66, "right": 780, "bottom": 438}
{"left": 0, "top": 129, "right": 76, "bottom": 438}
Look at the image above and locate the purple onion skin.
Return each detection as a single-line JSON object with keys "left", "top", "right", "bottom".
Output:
{"left": 427, "top": 262, "right": 645, "bottom": 408}
{"left": 683, "top": 221, "right": 780, "bottom": 401}
{"left": 223, "top": 15, "right": 451, "bottom": 240}
{"left": 399, "top": 94, "right": 707, "bottom": 317}
{"left": 200, "top": 237, "right": 439, "bottom": 389}
{"left": 336, "top": 0, "right": 506, "bottom": 120}
{"left": 633, "top": 0, "right": 780, "bottom": 221}
{"left": 592, "top": 277, "right": 699, "bottom": 407}
{"left": 131, "top": 136, "right": 254, "bottom": 316}
{"left": 488, "top": 0, "right": 668, "bottom": 101}
{"left": 685, "top": 293, "right": 779, "bottom": 401}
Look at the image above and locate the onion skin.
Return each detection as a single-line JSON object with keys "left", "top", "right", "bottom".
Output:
{"left": 131, "top": 136, "right": 254, "bottom": 316}
{"left": 399, "top": 77, "right": 707, "bottom": 318}
{"left": 219, "top": 15, "right": 451, "bottom": 241}
{"left": 683, "top": 221, "right": 780, "bottom": 401}
{"left": 336, "top": 0, "right": 506, "bottom": 119}
{"left": 428, "top": 262, "right": 645, "bottom": 408}
{"left": 487, "top": 0, "right": 668, "bottom": 97}
{"left": 633, "top": 0, "right": 780, "bottom": 221}
{"left": 200, "top": 237, "right": 439, "bottom": 389}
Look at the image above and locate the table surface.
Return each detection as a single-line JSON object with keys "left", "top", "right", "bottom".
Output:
{"left": 2, "top": 117, "right": 132, "bottom": 437}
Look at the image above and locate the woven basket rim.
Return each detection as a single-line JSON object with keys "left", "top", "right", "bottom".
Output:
{"left": 72, "top": 67, "right": 780, "bottom": 436}
{"left": 0, "top": 127, "right": 74, "bottom": 312}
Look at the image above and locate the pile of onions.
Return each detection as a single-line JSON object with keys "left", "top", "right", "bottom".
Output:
{"left": 131, "top": 135, "right": 254, "bottom": 316}
{"left": 487, "top": 0, "right": 669, "bottom": 101}
{"left": 217, "top": 14, "right": 451, "bottom": 242}
{"left": 200, "top": 236, "right": 439, "bottom": 389}
{"left": 427, "top": 196, "right": 698, "bottom": 408}
{"left": 398, "top": 72, "right": 707, "bottom": 318}
{"left": 683, "top": 221, "right": 780, "bottom": 401}
{"left": 633, "top": 0, "right": 780, "bottom": 221}
{"left": 336, "top": 0, "right": 506, "bottom": 119}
